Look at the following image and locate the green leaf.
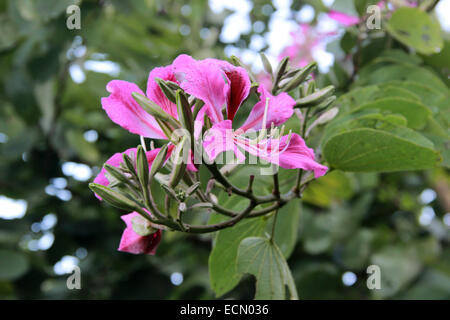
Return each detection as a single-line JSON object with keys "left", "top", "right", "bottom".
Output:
{"left": 0, "top": 249, "right": 29, "bottom": 280}
{"left": 237, "top": 237, "right": 298, "bottom": 300}
{"left": 386, "top": 7, "right": 443, "bottom": 55}
{"left": 354, "top": 97, "right": 431, "bottom": 130}
{"left": 354, "top": 63, "right": 448, "bottom": 96}
{"left": 323, "top": 128, "right": 441, "bottom": 172}
{"left": 267, "top": 199, "right": 300, "bottom": 258}
{"left": 208, "top": 215, "right": 266, "bottom": 297}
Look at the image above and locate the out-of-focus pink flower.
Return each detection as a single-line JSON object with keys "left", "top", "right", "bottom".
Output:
{"left": 118, "top": 212, "right": 162, "bottom": 255}
{"left": 278, "top": 24, "right": 336, "bottom": 69}
{"left": 255, "top": 72, "right": 273, "bottom": 91}
{"left": 172, "top": 54, "right": 251, "bottom": 124}
{"left": 328, "top": 10, "right": 360, "bottom": 27}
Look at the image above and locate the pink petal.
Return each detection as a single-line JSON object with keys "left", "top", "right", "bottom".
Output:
{"left": 237, "top": 133, "right": 328, "bottom": 178}
{"left": 328, "top": 10, "right": 360, "bottom": 27}
{"left": 102, "top": 80, "right": 166, "bottom": 139}
{"left": 206, "top": 59, "right": 251, "bottom": 121}
{"left": 203, "top": 120, "right": 245, "bottom": 163}
{"left": 118, "top": 212, "right": 162, "bottom": 255}
{"left": 172, "top": 55, "right": 228, "bottom": 124}
{"left": 146, "top": 66, "right": 178, "bottom": 118}
{"left": 241, "top": 86, "right": 295, "bottom": 132}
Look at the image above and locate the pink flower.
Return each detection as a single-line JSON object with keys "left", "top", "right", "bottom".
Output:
{"left": 328, "top": 10, "right": 360, "bottom": 27}
{"left": 204, "top": 120, "right": 328, "bottom": 178}
{"left": 200, "top": 85, "right": 327, "bottom": 178}
{"left": 278, "top": 24, "right": 336, "bottom": 69}
{"left": 172, "top": 54, "right": 251, "bottom": 124}
{"left": 118, "top": 212, "right": 162, "bottom": 255}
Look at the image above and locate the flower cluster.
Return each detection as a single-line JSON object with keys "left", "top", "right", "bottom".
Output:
{"left": 90, "top": 54, "right": 334, "bottom": 255}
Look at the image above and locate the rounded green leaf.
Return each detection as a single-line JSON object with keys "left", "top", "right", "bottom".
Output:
{"left": 386, "top": 7, "right": 443, "bottom": 55}
{"left": 323, "top": 128, "right": 441, "bottom": 172}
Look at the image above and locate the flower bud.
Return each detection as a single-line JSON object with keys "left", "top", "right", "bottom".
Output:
{"left": 176, "top": 90, "right": 194, "bottom": 137}
{"left": 149, "top": 144, "right": 169, "bottom": 178}
{"left": 132, "top": 92, "right": 180, "bottom": 129}
{"left": 89, "top": 183, "right": 138, "bottom": 211}
{"left": 281, "top": 62, "right": 317, "bottom": 92}
{"left": 186, "top": 181, "right": 200, "bottom": 196}
{"left": 104, "top": 164, "right": 130, "bottom": 185}
{"left": 260, "top": 53, "right": 273, "bottom": 75}
{"left": 155, "top": 78, "right": 177, "bottom": 104}
{"left": 169, "top": 136, "right": 189, "bottom": 188}
{"left": 272, "top": 57, "right": 289, "bottom": 92}
{"left": 136, "top": 145, "right": 149, "bottom": 188}
{"left": 295, "top": 85, "right": 335, "bottom": 108}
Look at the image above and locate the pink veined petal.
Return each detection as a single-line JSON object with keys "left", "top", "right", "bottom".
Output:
{"left": 237, "top": 133, "right": 328, "bottom": 178}
{"left": 205, "top": 59, "right": 251, "bottom": 121}
{"left": 146, "top": 65, "right": 178, "bottom": 118}
{"left": 102, "top": 80, "right": 166, "bottom": 139}
{"left": 172, "top": 54, "right": 228, "bottom": 124}
{"left": 118, "top": 212, "right": 162, "bottom": 255}
{"left": 240, "top": 86, "right": 295, "bottom": 132}
{"left": 203, "top": 120, "right": 245, "bottom": 163}
{"left": 328, "top": 10, "right": 360, "bottom": 26}
{"left": 93, "top": 147, "right": 164, "bottom": 200}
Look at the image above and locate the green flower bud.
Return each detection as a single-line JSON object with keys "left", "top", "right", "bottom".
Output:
{"left": 155, "top": 78, "right": 177, "bottom": 104}
{"left": 281, "top": 62, "right": 317, "bottom": 92}
{"left": 132, "top": 92, "right": 180, "bottom": 129}
{"left": 149, "top": 144, "right": 169, "bottom": 178}
{"left": 89, "top": 183, "right": 138, "bottom": 211}
{"left": 176, "top": 90, "right": 194, "bottom": 136}
{"left": 295, "top": 85, "right": 335, "bottom": 108}
{"left": 260, "top": 52, "right": 273, "bottom": 75}
{"left": 136, "top": 145, "right": 149, "bottom": 189}
{"left": 169, "top": 136, "right": 189, "bottom": 188}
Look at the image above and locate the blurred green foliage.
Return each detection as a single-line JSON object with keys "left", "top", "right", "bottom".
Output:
{"left": 0, "top": 0, "right": 449, "bottom": 300}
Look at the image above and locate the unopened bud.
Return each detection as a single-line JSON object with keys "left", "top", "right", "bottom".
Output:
{"left": 260, "top": 53, "right": 273, "bottom": 75}
{"left": 281, "top": 62, "right": 317, "bottom": 92}
{"left": 89, "top": 183, "right": 138, "bottom": 211}
{"left": 132, "top": 92, "right": 181, "bottom": 129}
{"left": 155, "top": 78, "right": 177, "bottom": 104}
{"left": 136, "top": 145, "right": 149, "bottom": 188}
{"left": 176, "top": 90, "right": 194, "bottom": 136}
{"left": 295, "top": 85, "right": 335, "bottom": 108}
{"left": 149, "top": 144, "right": 169, "bottom": 178}
{"left": 169, "top": 137, "right": 189, "bottom": 187}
